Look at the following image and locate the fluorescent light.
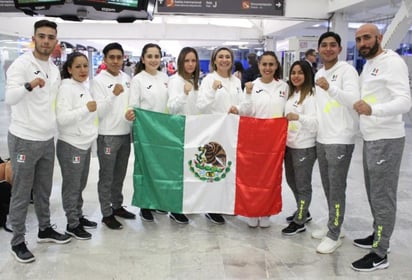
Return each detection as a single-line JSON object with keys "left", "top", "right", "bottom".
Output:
{"left": 223, "top": 41, "right": 249, "bottom": 46}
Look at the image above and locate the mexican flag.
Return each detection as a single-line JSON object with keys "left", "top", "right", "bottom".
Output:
{"left": 132, "top": 108, "right": 287, "bottom": 217}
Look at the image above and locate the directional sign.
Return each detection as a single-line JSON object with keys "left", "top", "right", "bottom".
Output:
{"left": 0, "top": 0, "right": 20, "bottom": 12}
{"left": 157, "top": 0, "right": 285, "bottom": 16}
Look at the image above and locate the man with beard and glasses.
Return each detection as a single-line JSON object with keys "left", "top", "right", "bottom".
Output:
{"left": 351, "top": 23, "right": 411, "bottom": 272}
{"left": 5, "top": 20, "right": 72, "bottom": 264}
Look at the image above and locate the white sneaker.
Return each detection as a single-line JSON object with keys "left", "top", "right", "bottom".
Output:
{"left": 246, "top": 218, "right": 259, "bottom": 228}
{"left": 316, "top": 236, "right": 343, "bottom": 254}
{"left": 311, "top": 227, "right": 345, "bottom": 240}
{"left": 259, "top": 216, "right": 271, "bottom": 228}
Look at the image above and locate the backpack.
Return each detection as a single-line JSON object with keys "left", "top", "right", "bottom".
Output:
{"left": 0, "top": 180, "right": 12, "bottom": 232}
{"left": 0, "top": 157, "right": 12, "bottom": 232}
{"left": 0, "top": 157, "right": 12, "bottom": 184}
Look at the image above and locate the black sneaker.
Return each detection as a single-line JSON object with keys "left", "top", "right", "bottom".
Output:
{"left": 113, "top": 206, "right": 136, "bottom": 219}
{"left": 286, "top": 211, "right": 312, "bottom": 223}
{"left": 155, "top": 210, "right": 168, "bottom": 215}
{"left": 353, "top": 233, "right": 391, "bottom": 253}
{"left": 10, "top": 242, "right": 35, "bottom": 263}
{"left": 351, "top": 253, "right": 389, "bottom": 272}
{"left": 353, "top": 233, "right": 374, "bottom": 249}
{"left": 37, "top": 226, "right": 72, "bottom": 244}
{"left": 169, "top": 212, "right": 189, "bottom": 224}
{"left": 281, "top": 222, "right": 306, "bottom": 236}
{"left": 205, "top": 213, "right": 225, "bottom": 225}
{"left": 79, "top": 216, "right": 97, "bottom": 229}
{"left": 66, "top": 224, "right": 92, "bottom": 240}
{"left": 102, "top": 214, "right": 123, "bottom": 230}
{"left": 140, "top": 208, "right": 154, "bottom": 222}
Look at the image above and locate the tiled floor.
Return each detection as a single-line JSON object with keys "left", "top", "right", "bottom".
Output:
{"left": 1, "top": 100, "right": 412, "bottom": 279}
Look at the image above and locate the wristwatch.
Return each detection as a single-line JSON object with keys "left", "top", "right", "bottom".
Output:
{"left": 24, "top": 82, "right": 33, "bottom": 92}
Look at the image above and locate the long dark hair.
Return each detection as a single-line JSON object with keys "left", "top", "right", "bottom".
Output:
{"left": 258, "top": 51, "right": 282, "bottom": 79}
{"left": 61, "top": 52, "right": 88, "bottom": 79}
{"left": 177, "top": 47, "right": 200, "bottom": 91}
{"left": 135, "top": 43, "right": 162, "bottom": 75}
{"left": 287, "top": 60, "right": 314, "bottom": 104}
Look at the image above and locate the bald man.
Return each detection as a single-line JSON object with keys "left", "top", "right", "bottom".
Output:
{"left": 352, "top": 23, "right": 411, "bottom": 272}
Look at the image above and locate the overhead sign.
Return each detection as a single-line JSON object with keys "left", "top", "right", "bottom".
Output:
{"left": 0, "top": 0, "right": 20, "bottom": 12}
{"left": 157, "top": 0, "right": 285, "bottom": 16}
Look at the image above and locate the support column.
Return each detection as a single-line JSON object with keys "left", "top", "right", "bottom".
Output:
{"left": 332, "top": 12, "right": 349, "bottom": 61}
{"left": 264, "top": 36, "right": 276, "bottom": 51}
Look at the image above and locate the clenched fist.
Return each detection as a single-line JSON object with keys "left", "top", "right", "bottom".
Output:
{"left": 112, "top": 84, "right": 124, "bottom": 96}
{"left": 86, "top": 101, "right": 97, "bottom": 112}
{"left": 184, "top": 82, "right": 193, "bottom": 95}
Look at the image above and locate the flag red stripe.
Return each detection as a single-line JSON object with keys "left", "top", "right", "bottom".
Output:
{"left": 234, "top": 116, "right": 287, "bottom": 217}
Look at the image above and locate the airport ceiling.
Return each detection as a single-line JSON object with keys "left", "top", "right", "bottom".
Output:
{"left": 0, "top": 0, "right": 405, "bottom": 56}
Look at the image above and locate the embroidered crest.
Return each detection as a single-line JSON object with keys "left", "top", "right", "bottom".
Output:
{"left": 72, "top": 156, "right": 81, "bottom": 164}
{"left": 17, "top": 154, "right": 26, "bottom": 163}
{"left": 188, "top": 142, "right": 232, "bottom": 182}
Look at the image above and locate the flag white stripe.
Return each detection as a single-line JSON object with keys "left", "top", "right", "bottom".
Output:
{"left": 182, "top": 114, "right": 240, "bottom": 213}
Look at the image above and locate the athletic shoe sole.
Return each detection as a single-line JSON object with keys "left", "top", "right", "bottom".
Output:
{"left": 36, "top": 237, "right": 72, "bottom": 244}
{"left": 353, "top": 242, "right": 391, "bottom": 253}
{"left": 169, "top": 214, "right": 189, "bottom": 224}
{"left": 282, "top": 227, "right": 306, "bottom": 236}
{"left": 139, "top": 212, "right": 154, "bottom": 222}
{"left": 205, "top": 214, "right": 225, "bottom": 225}
{"left": 10, "top": 249, "right": 35, "bottom": 263}
{"left": 351, "top": 262, "right": 389, "bottom": 272}
{"left": 81, "top": 225, "right": 97, "bottom": 229}
{"left": 65, "top": 231, "right": 92, "bottom": 240}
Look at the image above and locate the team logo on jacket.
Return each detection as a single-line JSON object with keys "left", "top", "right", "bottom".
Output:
{"left": 34, "top": 70, "right": 41, "bottom": 75}
{"left": 188, "top": 141, "right": 232, "bottom": 182}
{"left": 279, "top": 90, "right": 286, "bottom": 98}
{"left": 371, "top": 68, "right": 379, "bottom": 76}
{"left": 255, "top": 89, "right": 263, "bottom": 94}
{"left": 331, "top": 74, "right": 338, "bottom": 81}
{"left": 17, "top": 154, "right": 26, "bottom": 163}
{"left": 72, "top": 156, "right": 81, "bottom": 164}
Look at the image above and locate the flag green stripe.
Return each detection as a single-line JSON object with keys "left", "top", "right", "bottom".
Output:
{"left": 132, "top": 108, "right": 185, "bottom": 212}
